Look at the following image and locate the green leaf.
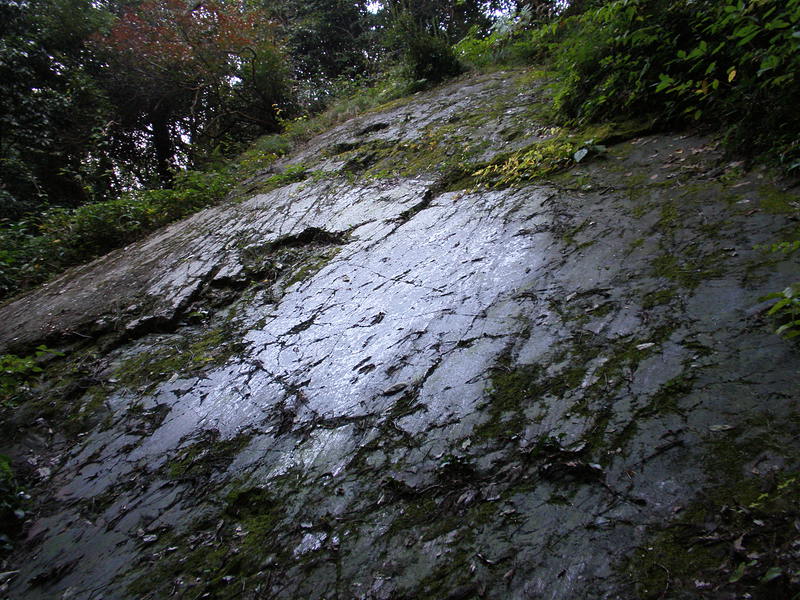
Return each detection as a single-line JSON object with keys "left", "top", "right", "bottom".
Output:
{"left": 766, "top": 19, "right": 789, "bottom": 30}
{"left": 729, "top": 562, "right": 747, "bottom": 583}
{"left": 656, "top": 74, "right": 674, "bottom": 92}
{"left": 761, "top": 567, "right": 783, "bottom": 583}
{"left": 767, "top": 298, "right": 791, "bottom": 314}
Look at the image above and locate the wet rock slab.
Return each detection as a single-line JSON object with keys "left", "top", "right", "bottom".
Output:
{"left": 1, "top": 71, "right": 799, "bottom": 600}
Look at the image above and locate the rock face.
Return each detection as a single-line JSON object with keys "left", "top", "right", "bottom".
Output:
{"left": 1, "top": 70, "right": 799, "bottom": 600}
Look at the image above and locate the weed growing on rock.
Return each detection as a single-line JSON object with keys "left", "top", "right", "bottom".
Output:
{"left": 757, "top": 238, "right": 800, "bottom": 340}
{"left": 0, "top": 345, "right": 63, "bottom": 408}
{"left": 472, "top": 138, "right": 574, "bottom": 189}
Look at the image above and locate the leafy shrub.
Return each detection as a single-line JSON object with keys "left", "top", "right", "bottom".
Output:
{"left": 0, "top": 345, "right": 63, "bottom": 407}
{"left": 549, "top": 0, "right": 680, "bottom": 122}
{"left": 546, "top": 0, "right": 800, "bottom": 170}
{"left": 401, "top": 28, "right": 463, "bottom": 87}
{"left": 1, "top": 352, "right": 42, "bottom": 406}
{"left": 765, "top": 284, "right": 800, "bottom": 339}
{"left": 455, "top": 5, "right": 550, "bottom": 66}
{"left": 0, "top": 168, "right": 234, "bottom": 300}
{"left": 387, "top": 10, "right": 463, "bottom": 89}
{"left": 453, "top": 29, "right": 495, "bottom": 68}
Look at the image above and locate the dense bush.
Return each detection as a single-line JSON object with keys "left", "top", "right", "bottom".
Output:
{"left": 401, "top": 28, "right": 464, "bottom": 86}
{"left": 546, "top": 0, "right": 800, "bottom": 170}
{"left": 387, "top": 10, "right": 463, "bottom": 89}
{"left": 455, "top": 5, "right": 551, "bottom": 67}
{"left": 0, "top": 168, "right": 234, "bottom": 300}
{"left": 760, "top": 241, "right": 800, "bottom": 340}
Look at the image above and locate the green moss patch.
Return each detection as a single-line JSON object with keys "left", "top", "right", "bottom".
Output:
{"left": 114, "top": 325, "right": 244, "bottom": 392}
{"left": 758, "top": 185, "right": 800, "bottom": 215}
{"left": 165, "top": 431, "right": 253, "bottom": 482}
{"left": 127, "top": 475, "right": 297, "bottom": 599}
{"left": 624, "top": 410, "right": 800, "bottom": 599}
{"left": 650, "top": 250, "right": 727, "bottom": 290}
{"left": 624, "top": 471, "right": 800, "bottom": 599}
{"left": 1, "top": 346, "right": 117, "bottom": 438}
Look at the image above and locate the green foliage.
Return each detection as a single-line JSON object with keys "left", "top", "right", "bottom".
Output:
{"left": 0, "top": 453, "right": 26, "bottom": 554}
{"left": 401, "top": 28, "right": 464, "bottom": 88}
{"left": 0, "top": 0, "right": 115, "bottom": 219}
{"left": 269, "top": 0, "right": 377, "bottom": 83}
{"left": 0, "top": 345, "right": 63, "bottom": 407}
{"left": 382, "top": 0, "right": 493, "bottom": 42}
{"left": 0, "top": 168, "right": 234, "bottom": 300}
{"left": 545, "top": 0, "right": 800, "bottom": 171}
{"left": 454, "top": 5, "right": 554, "bottom": 66}
{"left": 0, "top": 354, "right": 40, "bottom": 406}
{"left": 472, "top": 134, "right": 575, "bottom": 188}
{"left": 386, "top": 9, "right": 463, "bottom": 89}
{"left": 453, "top": 31, "right": 495, "bottom": 68}
{"left": 760, "top": 241, "right": 800, "bottom": 339}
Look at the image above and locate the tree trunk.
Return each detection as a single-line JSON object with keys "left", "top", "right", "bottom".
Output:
{"left": 150, "top": 107, "right": 174, "bottom": 187}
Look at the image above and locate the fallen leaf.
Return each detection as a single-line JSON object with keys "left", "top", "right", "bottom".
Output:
{"left": 574, "top": 148, "right": 589, "bottom": 163}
